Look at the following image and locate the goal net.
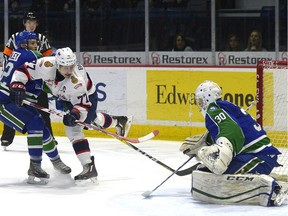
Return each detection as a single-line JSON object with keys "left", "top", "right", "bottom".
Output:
{"left": 256, "top": 60, "right": 288, "bottom": 182}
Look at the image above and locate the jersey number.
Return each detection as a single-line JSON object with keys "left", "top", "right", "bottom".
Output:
{"left": 215, "top": 112, "right": 226, "bottom": 123}
{"left": 78, "top": 93, "right": 89, "bottom": 104}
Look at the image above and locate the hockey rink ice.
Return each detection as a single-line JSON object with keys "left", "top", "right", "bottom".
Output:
{"left": 0, "top": 135, "right": 287, "bottom": 216}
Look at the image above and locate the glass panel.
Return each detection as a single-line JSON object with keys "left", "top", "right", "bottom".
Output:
{"left": 280, "top": 0, "right": 287, "bottom": 51}
{"left": 216, "top": 0, "right": 276, "bottom": 51}
{"left": 80, "top": 0, "right": 145, "bottom": 51}
{"left": 149, "top": 0, "right": 211, "bottom": 51}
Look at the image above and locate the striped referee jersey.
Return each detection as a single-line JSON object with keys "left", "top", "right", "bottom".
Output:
{"left": 2, "top": 31, "right": 53, "bottom": 66}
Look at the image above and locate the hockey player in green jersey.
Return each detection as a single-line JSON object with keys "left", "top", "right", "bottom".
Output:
{"left": 180, "top": 80, "right": 287, "bottom": 206}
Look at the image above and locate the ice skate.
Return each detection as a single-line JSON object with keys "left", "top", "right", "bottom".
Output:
{"left": 113, "top": 115, "right": 133, "bottom": 137}
{"left": 272, "top": 185, "right": 288, "bottom": 206}
{"left": 1, "top": 140, "right": 11, "bottom": 151}
{"left": 27, "top": 160, "right": 50, "bottom": 185}
{"left": 74, "top": 156, "right": 98, "bottom": 183}
{"left": 51, "top": 158, "right": 72, "bottom": 174}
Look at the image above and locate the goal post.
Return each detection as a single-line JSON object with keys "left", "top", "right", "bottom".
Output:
{"left": 256, "top": 60, "right": 288, "bottom": 181}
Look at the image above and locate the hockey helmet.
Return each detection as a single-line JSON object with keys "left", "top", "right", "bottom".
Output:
{"left": 23, "top": 11, "right": 38, "bottom": 24}
{"left": 15, "top": 31, "right": 38, "bottom": 49}
{"left": 55, "top": 47, "right": 76, "bottom": 68}
{"left": 195, "top": 80, "right": 222, "bottom": 114}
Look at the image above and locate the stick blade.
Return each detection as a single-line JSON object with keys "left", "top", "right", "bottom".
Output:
{"left": 142, "top": 190, "right": 152, "bottom": 198}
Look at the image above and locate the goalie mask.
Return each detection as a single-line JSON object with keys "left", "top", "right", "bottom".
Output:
{"left": 55, "top": 47, "right": 76, "bottom": 68}
{"left": 195, "top": 80, "right": 222, "bottom": 115}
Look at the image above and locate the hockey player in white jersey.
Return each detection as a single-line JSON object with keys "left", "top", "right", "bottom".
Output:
{"left": 180, "top": 80, "right": 287, "bottom": 206}
{"left": 10, "top": 47, "right": 131, "bottom": 182}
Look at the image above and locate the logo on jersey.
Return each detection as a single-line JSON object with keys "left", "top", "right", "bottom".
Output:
{"left": 10, "top": 52, "right": 21, "bottom": 61}
{"left": 60, "top": 86, "right": 66, "bottom": 93}
{"left": 209, "top": 106, "right": 217, "bottom": 112}
{"left": 44, "top": 61, "right": 54, "bottom": 67}
{"left": 74, "top": 83, "right": 83, "bottom": 89}
{"left": 71, "top": 75, "right": 78, "bottom": 84}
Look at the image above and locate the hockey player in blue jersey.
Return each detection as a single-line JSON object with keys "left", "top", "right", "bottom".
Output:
{"left": 0, "top": 31, "right": 71, "bottom": 184}
{"left": 180, "top": 80, "right": 287, "bottom": 206}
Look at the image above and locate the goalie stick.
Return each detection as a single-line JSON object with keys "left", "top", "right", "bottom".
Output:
{"left": 142, "top": 155, "right": 199, "bottom": 198}
{"left": 23, "top": 100, "right": 196, "bottom": 176}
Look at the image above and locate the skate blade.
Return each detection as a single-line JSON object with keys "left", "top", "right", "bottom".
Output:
{"left": 75, "top": 177, "right": 99, "bottom": 185}
{"left": 124, "top": 115, "right": 133, "bottom": 137}
{"left": 27, "top": 176, "right": 49, "bottom": 185}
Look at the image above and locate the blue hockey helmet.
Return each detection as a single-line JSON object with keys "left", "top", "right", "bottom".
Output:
{"left": 15, "top": 31, "right": 38, "bottom": 49}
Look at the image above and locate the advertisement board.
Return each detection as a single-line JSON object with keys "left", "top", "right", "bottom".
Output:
{"left": 146, "top": 69, "right": 256, "bottom": 124}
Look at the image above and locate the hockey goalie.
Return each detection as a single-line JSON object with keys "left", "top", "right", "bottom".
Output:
{"left": 180, "top": 80, "right": 288, "bottom": 207}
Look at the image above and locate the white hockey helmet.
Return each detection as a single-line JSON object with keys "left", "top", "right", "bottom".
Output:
{"left": 195, "top": 80, "right": 222, "bottom": 114}
{"left": 55, "top": 47, "right": 76, "bottom": 68}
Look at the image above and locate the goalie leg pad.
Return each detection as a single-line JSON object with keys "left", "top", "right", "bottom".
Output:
{"left": 191, "top": 170, "right": 279, "bottom": 206}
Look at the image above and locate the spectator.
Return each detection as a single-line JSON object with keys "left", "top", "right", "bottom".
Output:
{"left": 30, "top": 0, "right": 65, "bottom": 12}
{"left": 82, "top": 0, "right": 102, "bottom": 11}
{"left": 63, "top": 0, "right": 75, "bottom": 11}
{"left": 9, "top": 0, "right": 22, "bottom": 19}
{"left": 225, "top": 33, "right": 242, "bottom": 51}
{"left": 172, "top": 33, "right": 193, "bottom": 51}
{"left": 245, "top": 30, "right": 267, "bottom": 51}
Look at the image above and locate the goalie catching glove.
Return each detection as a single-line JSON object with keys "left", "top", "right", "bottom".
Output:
{"left": 197, "top": 136, "right": 233, "bottom": 175}
{"left": 179, "top": 131, "right": 209, "bottom": 157}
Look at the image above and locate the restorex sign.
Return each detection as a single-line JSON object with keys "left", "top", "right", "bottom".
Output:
{"left": 146, "top": 69, "right": 256, "bottom": 122}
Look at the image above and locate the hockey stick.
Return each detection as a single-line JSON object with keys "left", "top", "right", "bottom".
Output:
{"left": 76, "top": 120, "right": 159, "bottom": 144}
{"left": 22, "top": 100, "right": 159, "bottom": 144}
{"left": 118, "top": 137, "right": 198, "bottom": 176}
{"left": 142, "top": 155, "right": 199, "bottom": 198}
{"left": 23, "top": 99, "right": 65, "bottom": 117}
{"left": 23, "top": 99, "right": 196, "bottom": 176}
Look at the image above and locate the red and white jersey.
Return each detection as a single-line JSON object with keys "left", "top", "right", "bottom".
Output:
{"left": 11, "top": 56, "right": 96, "bottom": 121}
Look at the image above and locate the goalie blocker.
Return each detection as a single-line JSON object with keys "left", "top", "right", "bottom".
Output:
{"left": 191, "top": 170, "right": 288, "bottom": 206}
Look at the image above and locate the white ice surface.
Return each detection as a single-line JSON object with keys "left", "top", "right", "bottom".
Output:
{"left": 0, "top": 136, "right": 287, "bottom": 216}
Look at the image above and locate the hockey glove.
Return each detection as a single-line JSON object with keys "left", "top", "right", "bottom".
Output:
{"left": 179, "top": 131, "right": 209, "bottom": 156}
{"left": 9, "top": 82, "right": 26, "bottom": 107}
{"left": 55, "top": 98, "right": 73, "bottom": 112}
{"left": 63, "top": 109, "right": 80, "bottom": 127}
{"left": 197, "top": 137, "right": 233, "bottom": 175}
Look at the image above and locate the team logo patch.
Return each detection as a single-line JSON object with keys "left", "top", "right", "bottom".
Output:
{"left": 74, "top": 83, "right": 83, "bottom": 89}
{"left": 71, "top": 75, "right": 78, "bottom": 84}
{"left": 44, "top": 61, "right": 54, "bottom": 67}
{"left": 209, "top": 105, "right": 218, "bottom": 111}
